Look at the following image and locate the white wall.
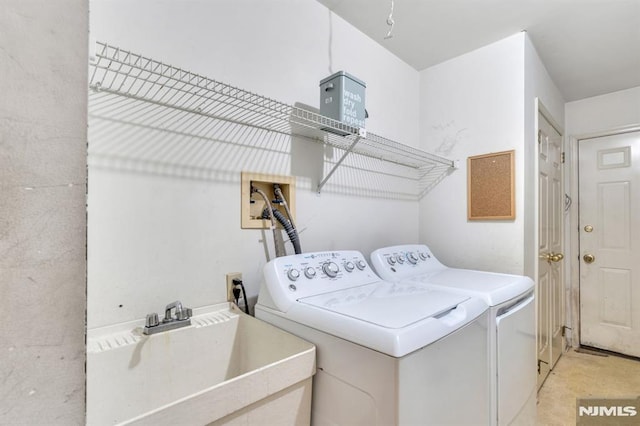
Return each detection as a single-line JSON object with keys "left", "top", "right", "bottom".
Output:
{"left": 1, "top": 0, "right": 87, "bottom": 423}
{"left": 88, "top": 0, "right": 422, "bottom": 328}
{"left": 566, "top": 86, "right": 640, "bottom": 135}
{"left": 418, "top": 33, "right": 564, "bottom": 277}
{"left": 418, "top": 33, "right": 527, "bottom": 274}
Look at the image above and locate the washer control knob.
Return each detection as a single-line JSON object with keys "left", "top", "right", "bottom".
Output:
{"left": 304, "top": 266, "right": 316, "bottom": 279}
{"left": 287, "top": 268, "right": 300, "bottom": 281}
{"left": 387, "top": 256, "right": 397, "bottom": 265}
{"left": 355, "top": 260, "right": 367, "bottom": 270}
{"left": 396, "top": 254, "right": 405, "bottom": 264}
{"left": 322, "top": 261, "right": 340, "bottom": 278}
{"left": 419, "top": 252, "right": 429, "bottom": 260}
{"left": 344, "top": 261, "right": 355, "bottom": 272}
{"left": 407, "top": 252, "right": 419, "bottom": 264}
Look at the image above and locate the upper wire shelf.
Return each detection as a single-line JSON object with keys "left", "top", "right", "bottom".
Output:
{"left": 89, "top": 42, "right": 456, "bottom": 196}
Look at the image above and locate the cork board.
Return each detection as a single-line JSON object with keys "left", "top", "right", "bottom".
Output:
{"left": 467, "top": 150, "right": 515, "bottom": 220}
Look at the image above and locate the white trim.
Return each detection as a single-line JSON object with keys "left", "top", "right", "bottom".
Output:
{"left": 533, "top": 98, "right": 540, "bottom": 360}
{"left": 568, "top": 134, "right": 580, "bottom": 349}
{"left": 574, "top": 124, "right": 640, "bottom": 141}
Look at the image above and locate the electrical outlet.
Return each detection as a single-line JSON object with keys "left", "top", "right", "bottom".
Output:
{"left": 226, "top": 272, "right": 242, "bottom": 302}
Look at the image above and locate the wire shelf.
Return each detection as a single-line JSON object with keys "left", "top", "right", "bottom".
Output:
{"left": 89, "top": 42, "right": 456, "bottom": 196}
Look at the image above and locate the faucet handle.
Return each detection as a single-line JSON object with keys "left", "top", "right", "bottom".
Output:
{"left": 176, "top": 307, "right": 192, "bottom": 321}
{"left": 164, "top": 301, "right": 183, "bottom": 321}
{"left": 145, "top": 313, "right": 160, "bottom": 328}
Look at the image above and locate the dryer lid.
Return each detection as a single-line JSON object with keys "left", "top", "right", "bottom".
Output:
{"left": 299, "top": 281, "right": 469, "bottom": 329}
{"left": 408, "top": 269, "right": 534, "bottom": 306}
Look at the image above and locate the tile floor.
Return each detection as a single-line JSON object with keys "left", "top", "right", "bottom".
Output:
{"left": 536, "top": 348, "right": 640, "bottom": 425}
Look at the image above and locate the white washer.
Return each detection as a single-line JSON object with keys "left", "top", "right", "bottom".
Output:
{"left": 255, "top": 250, "right": 490, "bottom": 425}
{"left": 370, "top": 244, "right": 536, "bottom": 426}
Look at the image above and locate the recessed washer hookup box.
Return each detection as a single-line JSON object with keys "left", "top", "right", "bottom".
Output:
{"left": 320, "top": 71, "right": 366, "bottom": 130}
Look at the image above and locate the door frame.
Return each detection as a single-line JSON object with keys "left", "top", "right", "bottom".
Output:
{"left": 567, "top": 124, "right": 640, "bottom": 349}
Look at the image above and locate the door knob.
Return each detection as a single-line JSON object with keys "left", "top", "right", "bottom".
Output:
{"left": 550, "top": 253, "right": 564, "bottom": 262}
{"left": 583, "top": 254, "right": 595, "bottom": 264}
{"left": 542, "top": 252, "right": 564, "bottom": 263}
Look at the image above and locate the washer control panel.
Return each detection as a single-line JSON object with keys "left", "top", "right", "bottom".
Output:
{"left": 261, "top": 250, "right": 382, "bottom": 312}
{"left": 370, "top": 244, "right": 446, "bottom": 282}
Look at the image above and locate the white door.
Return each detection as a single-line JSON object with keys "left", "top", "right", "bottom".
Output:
{"left": 537, "top": 112, "right": 564, "bottom": 389}
{"left": 579, "top": 131, "right": 640, "bottom": 357}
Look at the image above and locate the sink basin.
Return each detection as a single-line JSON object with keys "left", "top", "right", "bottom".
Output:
{"left": 86, "top": 303, "right": 315, "bottom": 425}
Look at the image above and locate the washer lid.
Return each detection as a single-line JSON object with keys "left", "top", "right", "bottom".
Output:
{"left": 299, "top": 281, "right": 469, "bottom": 329}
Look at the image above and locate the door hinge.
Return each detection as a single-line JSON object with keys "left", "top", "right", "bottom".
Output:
{"left": 537, "top": 359, "right": 549, "bottom": 374}
{"left": 561, "top": 152, "right": 565, "bottom": 163}
{"left": 538, "top": 129, "right": 542, "bottom": 144}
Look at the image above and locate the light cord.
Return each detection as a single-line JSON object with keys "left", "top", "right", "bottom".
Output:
{"left": 385, "top": 0, "right": 395, "bottom": 39}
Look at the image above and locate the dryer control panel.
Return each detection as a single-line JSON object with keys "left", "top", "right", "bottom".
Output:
{"left": 260, "top": 250, "right": 382, "bottom": 312}
{"left": 370, "top": 244, "right": 446, "bottom": 282}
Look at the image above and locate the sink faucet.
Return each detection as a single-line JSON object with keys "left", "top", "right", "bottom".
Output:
{"left": 143, "top": 300, "right": 192, "bottom": 335}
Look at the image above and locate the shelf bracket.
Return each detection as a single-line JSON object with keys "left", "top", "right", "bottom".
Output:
{"left": 317, "top": 134, "right": 363, "bottom": 194}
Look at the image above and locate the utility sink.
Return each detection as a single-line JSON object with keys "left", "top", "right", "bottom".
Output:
{"left": 86, "top": 303, "right": 315, "bottom": 425}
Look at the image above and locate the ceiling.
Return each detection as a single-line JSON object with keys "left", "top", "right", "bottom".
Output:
{"left": 317, "top": 0, "right": 640, "bottom": 102}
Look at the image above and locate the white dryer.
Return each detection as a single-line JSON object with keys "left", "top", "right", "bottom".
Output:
{"left": 370, "top": 244, "right": 536, "bottom": 426}
{"left": 255, "top": 250, "right": 490, "bottom": 426}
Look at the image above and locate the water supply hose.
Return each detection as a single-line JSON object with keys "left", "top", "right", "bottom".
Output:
{"left": 274, "top": 185, "right": 297, "bottom": 230}
{"left": 252, "top": 187, "right": 286, "bottom": 258}
{"left": 273, "top": 184, "right": 302, "bottom": 254}
{"left": 268, "top": 208, "right": 302, "bottom": 254}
